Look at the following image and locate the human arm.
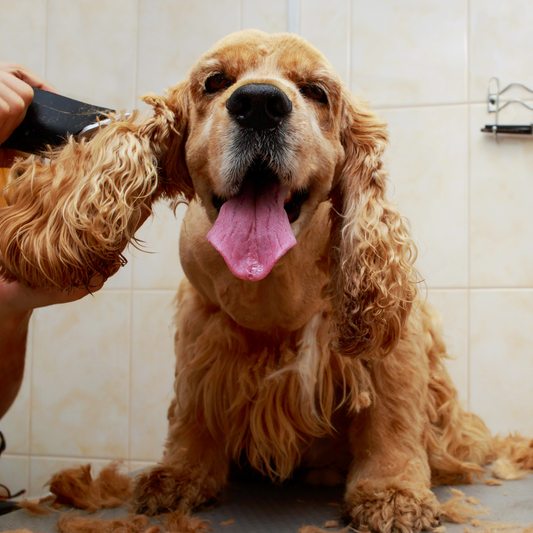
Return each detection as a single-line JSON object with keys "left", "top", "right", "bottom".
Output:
{"left": 0, "top": 63, "right": 68, "bottom": 419}
{"left": 0, "top": 276, "right": 104, "bottom": 419}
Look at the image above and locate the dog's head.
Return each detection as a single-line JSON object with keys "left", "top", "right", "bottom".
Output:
{"left": 160, "top": 30, "right": 418, "bottom": 358}
{"left": 165, "top": 32, "right": 346, "bottom": 276}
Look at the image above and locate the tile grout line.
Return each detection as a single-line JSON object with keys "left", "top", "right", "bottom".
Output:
{"left": 127, "top": 0, "right": 141, "bottom": 471}
{"left": 132, "top": 0, "right": 140, "bottom": 110}
{"left": 430, "top": 287, "right": 533, "bottom": 291}
{"left": 347, "top": 0, "right": 351, "bottom": 91}
{"left": 28, "top": 0, "right": 50, "bottom": 490}
{"left": 373, "top": 100, "right": 487, "bottom": 112}
{"left": 288, "top": 0, "right": 300, "bottom": 35}
{"left": 27, "top": 316, "right": 35, "bottom": 492}
{"left": 466, "top": 0, "right": 472, "bottom": 409}
{"left": 4, "top": 452, "right": 158, "bottom": 465}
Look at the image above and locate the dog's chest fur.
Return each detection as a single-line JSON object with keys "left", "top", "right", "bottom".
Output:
{"left": 174, "top": 279, "right": 373, "bottom": 481}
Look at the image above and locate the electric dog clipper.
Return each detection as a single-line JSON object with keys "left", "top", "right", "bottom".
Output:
{"left": 1, "top": 88, "right": 116, "bottom": 154}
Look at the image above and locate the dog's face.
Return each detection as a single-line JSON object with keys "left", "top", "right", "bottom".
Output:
{"left": 184, "top": 30, "right": 344, "bottom": 233}
{"left": 164, "top": 30, "right": 349, "bottom": 281}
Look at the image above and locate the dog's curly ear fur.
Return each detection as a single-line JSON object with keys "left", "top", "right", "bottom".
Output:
{"left": 0, "top": 82, "right": 192, "bottom": 290}
{"left": 147, "top": 81, "right": 194, "bottom": 202}
{"left": 329, "top": 89, "right": 418, "bottom": 359}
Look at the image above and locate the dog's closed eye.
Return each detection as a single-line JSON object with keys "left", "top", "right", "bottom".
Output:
{"left": 300, "top": 83, "right": 328, "bottom": 104}
{"left": 205, "top": 73, "right": 234, "bottom": 94}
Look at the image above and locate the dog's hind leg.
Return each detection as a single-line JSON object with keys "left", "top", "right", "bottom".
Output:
{"left": 422, "top": 302, "right": 495, "bottom": 484}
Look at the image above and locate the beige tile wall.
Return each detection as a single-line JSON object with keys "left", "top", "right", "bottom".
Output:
{"left": 0, "top": 0, "right": 532, "bottom": 497}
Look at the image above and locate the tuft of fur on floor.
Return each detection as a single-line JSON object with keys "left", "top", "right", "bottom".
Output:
{"left": 492, "top": 434, "right": 533, "bottom": 478}
{"left": 295, "top": 520, "right": 348, "bottom": 533}
{"left": 159, "top": 511, "right": 212, "bottom": 532}
{"left": 15, "top": 463, "right": 210, "bottom": 533}
{"left": 464, "top": 523, "right": 533, "bottom": 533}
{"left": 45, "top": 462, "right": 131, "bottom": 513}
{"left": 57, "top": 513, "right": 152, "bottom": 533}
{"left": 56, "top": 511, "right": 211, "bottom": 533}
{"left": 17, "top": 497, "right": 54, "bottom": 516}
{"left": 439, "top": 488, "right": 488, "bottom": 525}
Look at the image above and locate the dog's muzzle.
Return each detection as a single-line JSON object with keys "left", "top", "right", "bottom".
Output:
{"left": 226, "top": 83, "right": 292, "bottom": 131}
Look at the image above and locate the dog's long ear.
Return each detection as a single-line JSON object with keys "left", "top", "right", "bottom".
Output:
{"left": 329, "top": 89, "right": 418, "bottom": 359}
{"left": 147, "top": 81, "right": 194, "bottom": 202}
{"left": 0, "top": 81, "right": 192, "bottom": 290}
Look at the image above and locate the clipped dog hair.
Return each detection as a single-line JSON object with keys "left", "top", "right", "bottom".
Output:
{"left": 46, "top": 462, "right": 131, "bottom": 513}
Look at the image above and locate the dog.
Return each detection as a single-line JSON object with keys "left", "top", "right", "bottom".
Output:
{"left": 129, "top": 30, "right": 495, "bottom": 532}
{"left": 0, "top": 30, "right": 494, "bottom": 532}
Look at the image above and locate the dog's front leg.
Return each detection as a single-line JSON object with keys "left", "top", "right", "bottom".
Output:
{"left": 132, "top": 408, "right": 229, "bottom": 515}
{"left": 344, "top": 356, "right": 440, "bottom": 533}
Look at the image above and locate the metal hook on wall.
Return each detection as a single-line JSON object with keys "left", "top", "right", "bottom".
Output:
{"left": 481, "top": 77, "right": 533, "bottom": 139}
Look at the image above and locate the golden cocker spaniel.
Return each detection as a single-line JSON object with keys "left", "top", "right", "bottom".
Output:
{"left": 0, "top": 30, "right": 495, "bottom": 532}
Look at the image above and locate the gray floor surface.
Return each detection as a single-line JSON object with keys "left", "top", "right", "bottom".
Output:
{"left": 0, "top": 475, "right": 532, "bottom": 532}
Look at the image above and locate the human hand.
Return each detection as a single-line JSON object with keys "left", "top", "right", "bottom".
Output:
{"left": 0, "top": 62, "right": 57, "bottom": 167}
{"left": 0, "top": 274, "right": 104, "bottom": 323}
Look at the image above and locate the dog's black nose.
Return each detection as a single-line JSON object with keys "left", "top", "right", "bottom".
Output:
{"left": 226, "top": 83, "right": 292, "bottom": 131}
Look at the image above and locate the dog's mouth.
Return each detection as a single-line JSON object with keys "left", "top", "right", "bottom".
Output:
{"left": 211, "top": 160, "right": 309, "bottom": 224}
{"left": 207, "top": 160, "right": 309, "bottom": 282}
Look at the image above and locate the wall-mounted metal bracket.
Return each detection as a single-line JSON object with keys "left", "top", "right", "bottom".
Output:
{"left": 482, "top": 77, "right": 533, "bottom": 139}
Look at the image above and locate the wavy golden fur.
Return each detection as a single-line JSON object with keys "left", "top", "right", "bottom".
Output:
{"left": 0, "top": 93, "right": 192, "bottom": 289}
{"left": 0, "top": 30, "right": 499, "bottom": 532}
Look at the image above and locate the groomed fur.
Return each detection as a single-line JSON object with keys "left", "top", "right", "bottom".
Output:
{"left": 422, "top": 305, "right": 496, "bottom": 485}
{"left": 0, "top": 91, "right": 192, "bottom": 290}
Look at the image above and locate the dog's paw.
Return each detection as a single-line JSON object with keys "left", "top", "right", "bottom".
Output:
{"left": 132, "top": 465, "right": 218, "bottom": 516}
{"left": 345, "top": 480, "right": 440, "bottom": 533}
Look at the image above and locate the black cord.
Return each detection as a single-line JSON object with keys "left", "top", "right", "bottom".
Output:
{"left": 0, "top": 432, "right": 27, "bottom": 515}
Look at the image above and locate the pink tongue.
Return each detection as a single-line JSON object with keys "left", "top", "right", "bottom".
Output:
{"left": 206, "top": 181, "right": 297, "bottom": 281}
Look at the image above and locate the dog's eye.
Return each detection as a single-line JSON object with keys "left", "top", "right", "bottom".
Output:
{"left": 300, "top": 84, "right": 328, "bottom": 104}
{"left": 205, "top": 73, "right": 232, "bottom": 93}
